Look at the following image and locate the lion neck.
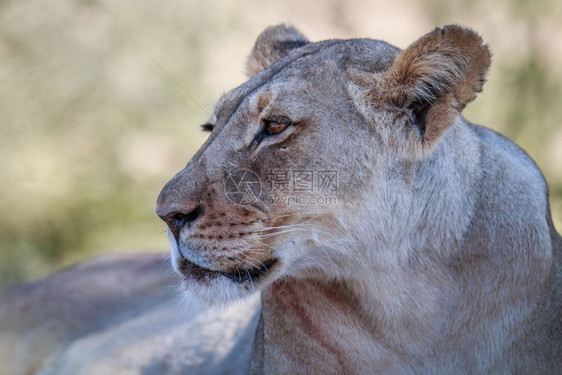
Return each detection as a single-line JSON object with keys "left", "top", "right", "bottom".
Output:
{"left": 253, "top": 277, "right": 397, "bottom": 374}
{"left": 253, "top": 271, "right": 461, "bottom": 374}
{"left": 252, "top": 120, "right": 484, "bottom": 374}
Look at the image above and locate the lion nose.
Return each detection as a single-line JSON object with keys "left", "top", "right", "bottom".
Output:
{"left": 157, "top": 205, "right": 204, "bottom": 240}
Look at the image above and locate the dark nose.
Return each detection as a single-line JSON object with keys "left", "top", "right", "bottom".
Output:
{"left": 158, "top": 205, "right": 204, "bottom": 240}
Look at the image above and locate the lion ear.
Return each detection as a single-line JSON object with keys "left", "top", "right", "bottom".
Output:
{"left": 246, "top": 24, "right": 309, "bottom": 77}
{"left": 380, "top": 25, "right": 491, "bottom": 149}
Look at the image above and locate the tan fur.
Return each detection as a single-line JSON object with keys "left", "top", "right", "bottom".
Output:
{"left": 2, "top": 25, "right": 560, "bottom": 375}
{"left": 384, "top": 27, "right": 490, "bottom": 148}
{"left": 245, "top": 24, "right": 309, "bottom": 77}
{"left": 352, "top": 25, "right": 491, "bottom": 156}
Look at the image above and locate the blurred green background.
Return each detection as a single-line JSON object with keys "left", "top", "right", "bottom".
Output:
{"left": 1, "top": 0, "right": 561, "bottom": 287}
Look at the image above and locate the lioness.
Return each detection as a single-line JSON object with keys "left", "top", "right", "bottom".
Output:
{"left": 155, "top": 24, "right": 562, "bottom": 374}
{"left": 1, "top": 24, "right": 560, "bottom": 375}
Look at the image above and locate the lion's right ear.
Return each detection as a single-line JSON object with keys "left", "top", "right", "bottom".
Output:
{"left": 246, "top": 24, "right": 309, "bottom": 77}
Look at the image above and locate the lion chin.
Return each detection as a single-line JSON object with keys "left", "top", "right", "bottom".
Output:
{"left": 167, "top": 227, "right": 289, "bottom": 308}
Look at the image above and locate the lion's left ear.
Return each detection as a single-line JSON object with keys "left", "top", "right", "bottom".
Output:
{"left": 246, "top": 24, "right": 309, "bottom": 77}
{"left": 378, "top": 25, "right": 491, "bottom": 150}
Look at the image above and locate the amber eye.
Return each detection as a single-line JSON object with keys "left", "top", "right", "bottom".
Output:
{"left": 266, "top": 121, "right": 286, "bottom": 135}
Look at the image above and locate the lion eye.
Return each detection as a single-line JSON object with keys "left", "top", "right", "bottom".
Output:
{"left": 252, "top": 116, "right": 293, "bottom": 147}
{"left": 267, "top": 121, "right": 286, "bottom": 135}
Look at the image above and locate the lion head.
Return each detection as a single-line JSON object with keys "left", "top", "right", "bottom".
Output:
{"left": 156, "top": 24, "right": 490, "bottom": 307}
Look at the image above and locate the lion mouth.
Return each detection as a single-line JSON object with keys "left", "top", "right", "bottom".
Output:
{"left": 179, "top": 257, "right": 278, "bottom": 284}
{"left": 220, "top": 259, "right": 278, "bottom": 283}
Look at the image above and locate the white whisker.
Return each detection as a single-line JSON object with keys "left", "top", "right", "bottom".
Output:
{"left": 241, "top": 264, "right": 255, "bottom": 290}
{"left": 260, "top": 228, "right": 300, "bottom": 239}
{"left": 243, "top": 254, "right": 268, "bottom": 270}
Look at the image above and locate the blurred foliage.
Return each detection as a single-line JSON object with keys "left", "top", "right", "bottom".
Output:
{"left": 0, "top": 0, "right": 561, "bottom": 286}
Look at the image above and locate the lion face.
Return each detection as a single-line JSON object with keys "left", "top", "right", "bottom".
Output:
{"left": 156, "top": 25, "right": 490, "bottom": 306}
